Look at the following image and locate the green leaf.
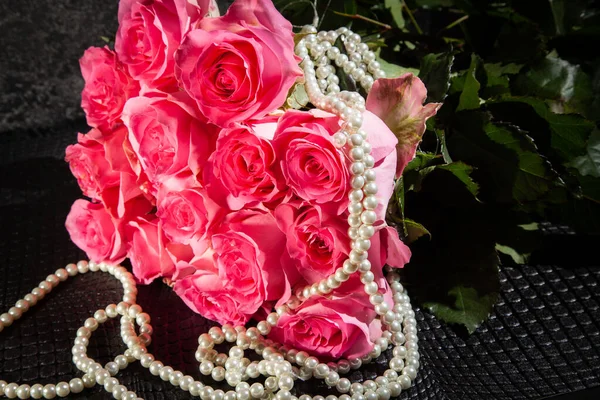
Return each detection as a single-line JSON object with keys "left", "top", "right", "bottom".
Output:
{"left": 569, "top": 128, "right": 600, "bottom": 178}
{"left": 100, "top": 36, "right": 111, "bottom": 43}
{"left": 457, "top": 54, "right": 482, "bottom": 111}
{"left": 398, "top": 202, "right": 501, "bottom": 335}
{"left": 494, "top": 217, "right": 542, "bottom": 264}
{"left": 483, "top": 62, "right": 523, "bottom": 92}
{"left": 421, "top": 285, "right": 496, "bottom": 332}
{"left": 424, "top": 286, "right": 498, "bottom": 334}
{"left": 448, "top": 111, "right": 559, "bottom": 204}
{"left": 419, "top": 52, "right": 455, "bottom": 103}
{"left": 438, "top": 161, "right": 480, "bottom": 198}
{"left": 548, "top": 0, "right": 565, "bottom": 35}
{"left": 484, "top": 122, "right": 557, "bottom": 202}
{"left": 495, "top": 244, "right": 527, "bottom": 264}
{"left": 485, "top": 62, "right": 524, "bottom": 77}
{"left": 401, "top": 218, "right": 431, "bottom": 243}
{"left": 491, "top": 15, "right": 547, "bottom": 64}
{"left": 513, "top": 55, "right": 594, "bottom": 118}
{"left": 436, "top": 129, "right": 454, "bottom": 164}
{"left": 376, "top": 56, "right": 419, "bottom": 79}
{"left": 405, "top": 152, "right": 440, "bottom": 172}
{"left": 491, "top": 97, "right": 594, "bottom": 163}
{"left": 344, "top": 0, "right": 357, "bottom": 15}
{"left": 385, "top": 0, "right": 405, "bottom": 29}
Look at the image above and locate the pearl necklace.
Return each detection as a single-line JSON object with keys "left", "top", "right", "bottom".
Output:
{"left": 0, "top": 26, "right": 419, "bottom": 400}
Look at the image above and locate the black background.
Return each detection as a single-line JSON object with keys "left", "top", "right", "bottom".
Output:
{"left": 1, "top": 1, "right": 599, "bottom": 399}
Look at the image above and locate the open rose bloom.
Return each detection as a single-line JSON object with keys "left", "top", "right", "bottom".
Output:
{"left": 66, "top": 0, "right": 439, "bottom": 361}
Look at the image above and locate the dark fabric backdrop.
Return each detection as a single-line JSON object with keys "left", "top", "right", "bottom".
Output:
{"left": 1, "top": 1, "right": 600, "bottom": 399}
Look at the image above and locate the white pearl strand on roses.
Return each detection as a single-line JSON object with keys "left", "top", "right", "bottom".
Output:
{"left": 0, "top": 26, "right": 419, "bottom": 400}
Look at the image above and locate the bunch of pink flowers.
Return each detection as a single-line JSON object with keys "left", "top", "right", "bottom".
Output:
{"left": 65, "top": 0, "right": 439, "bottom": 360}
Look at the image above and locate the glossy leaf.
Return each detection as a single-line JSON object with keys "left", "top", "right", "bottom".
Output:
{"left": 569, "top": 128, "right": 600, "bottom": 178}
{"left": 438, "top": 162, "right": 479, "bottom": 198}
{"left": 419, "top": 52, "right": 455, "bottom": 103}
{"left": 457, "top": 54, "right": 482, "bottom": 111}
{"left": 385, "top": 0, "right": 405, "bottom": 28}
{"left": 492, "top": 97, "right": 594, "bottom": 163}
{"left": 377, "top": 55, "right": 420, "bottom": 78}
{"left": 424, "top": 286, "right": 498, "bottom": 335}
{"left": 513, "top": 55, "right": 594, "bottom": 117}
{"left": 401, "top": 218, "right": 432, "bottom": 243}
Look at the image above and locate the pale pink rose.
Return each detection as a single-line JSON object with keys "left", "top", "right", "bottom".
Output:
{"left": 80, "top": 46, "right": 139, "bottom": 129}
{"left": 174, "top": 0, "right": 302, "bottom": 126}
{"left": 362, "top": 111, "right": 398, "bottom": 220}
{"left": 121, "top": 95, "right": 216, "bottom": 189}
{"left": 275, "top": 202, "right": 349, "bottom": 285}
{"left": 206, "top": 124, "right": 285, "bottom": 210}
{"left": 273, "top": 110, "right": 350, "bottom": 209}
{"left": 65, "top": 199, "right": 127, "bottom": 263}
{"left": 156, "top": 186, "right": 221, "bottom": 253}
{"left": 269, "top": 294, "right": 378, "bottom": 360}
{"left": 65, "top": 128, "right": 120, "bottom": 202}
{"left": 370, "top": 225, "right": 412, "bottom": 270}
{"left": 127, "top": 217, "right": 175, "bottom": 284}
{"left": 366, "top": 74, "right": 442, "bottom": 178}
{"left": 173, "top": 210, "right": 295, "bottom": 325}
{"left": 115, "top": 0, "right": 218, "bottom": 85}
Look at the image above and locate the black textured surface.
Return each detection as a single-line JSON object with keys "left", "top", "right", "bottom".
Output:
{"left": 1, "top": 1, "right": 600, "bottom": 399}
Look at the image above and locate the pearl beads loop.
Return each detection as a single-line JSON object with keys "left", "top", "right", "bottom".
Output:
{"left": 1, "top": 25, "right": 418, "bottom": 400}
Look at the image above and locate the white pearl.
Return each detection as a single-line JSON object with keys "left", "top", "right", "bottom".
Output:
{"left": 349, "top": 189, "right": 364, "bottom": 202}
{"left": 55, "top": 382, "right": 69, "bottom": 398}
{"left": 16, "top": 384, "right": 30, "bottom": 400}
{"left": 15, "top": 299, "right": 30, "bottom": 312}
{"left": 159, "top": 366, "right": 174, "bottom": 381}
{"left": 360, "top": 210, "right": 377, "bottom": 225}
{"left": 363, "top": 182, "right": 378, "bottom": 195}
{"left": 65, "top": 263, "right": 78, "bottom": 276}
{"left": 42, "top": 384, "right": 56, "bottom": 399}
{"left": 0, "top": 313, "right": 14, "bottom": 326}
{"left": 68, "top": 379, "right": 83, "bottom": 394}
{"left": 8, "top": 307, "right": 22, "bottom": 319}
{"left": 249, "top": 383, "right": 264, "bottom": 398}
{"left": 26, "top": 384, "right": 44, "bottom": 399}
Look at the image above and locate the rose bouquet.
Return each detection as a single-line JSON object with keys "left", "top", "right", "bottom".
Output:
{"left": 65, "top": 0, "right": 439, "bottom": 363}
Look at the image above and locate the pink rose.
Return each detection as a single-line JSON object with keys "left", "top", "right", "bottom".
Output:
{"left": 206, "top": 124, "right": 285, "bottom": 209}
{"left": 127, "top": 217, "right": 175, "bottom": 284}
{"left": 275, "top": 202, "right": 349, "bottom": 285}
{"left": 115, "top": 0, "right": 219, "bottom": 85}
{"left": 175, "top": 0, "right": 302, "bottom": 126}
{"left": 366, "top": 74, "right": 441, "bottom": 177}
{"left": 80, "top": 46, "right": 139, "bottom": 130}
{"left": 65, "top": 128, "right": 120, "bottom": 202}
{"left": 173, "top": 210, "right": 294, "bottom": 325}
{"left": 101, "top": 125, "right": 156, "bottom": 215}
{"left": 269, "top": 294, "right": 377, "bottom": 360}
{"left": 273, "top": 109, "right": 399, "bottom": 216}
{"left": 121, "top": 95, "right": 216, "bottom": 189}
{"left": 156, "top": 186, "right": 221, "bottom": 253}
{"left": 273, "top": 110, "right": 350, "bottom": 209}
{"left": 174, "top": 271, "right": 249, "bottom": 325}
{"left": 65, "top": 199, "right": 127, "bottom": 263}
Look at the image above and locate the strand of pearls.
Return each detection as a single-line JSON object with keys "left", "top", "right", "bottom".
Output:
{"left": 0, "top": 25, "right": 419, "bottom": 400}
{"left": 0, "top": 261, "right": 146, "bottom": 400}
